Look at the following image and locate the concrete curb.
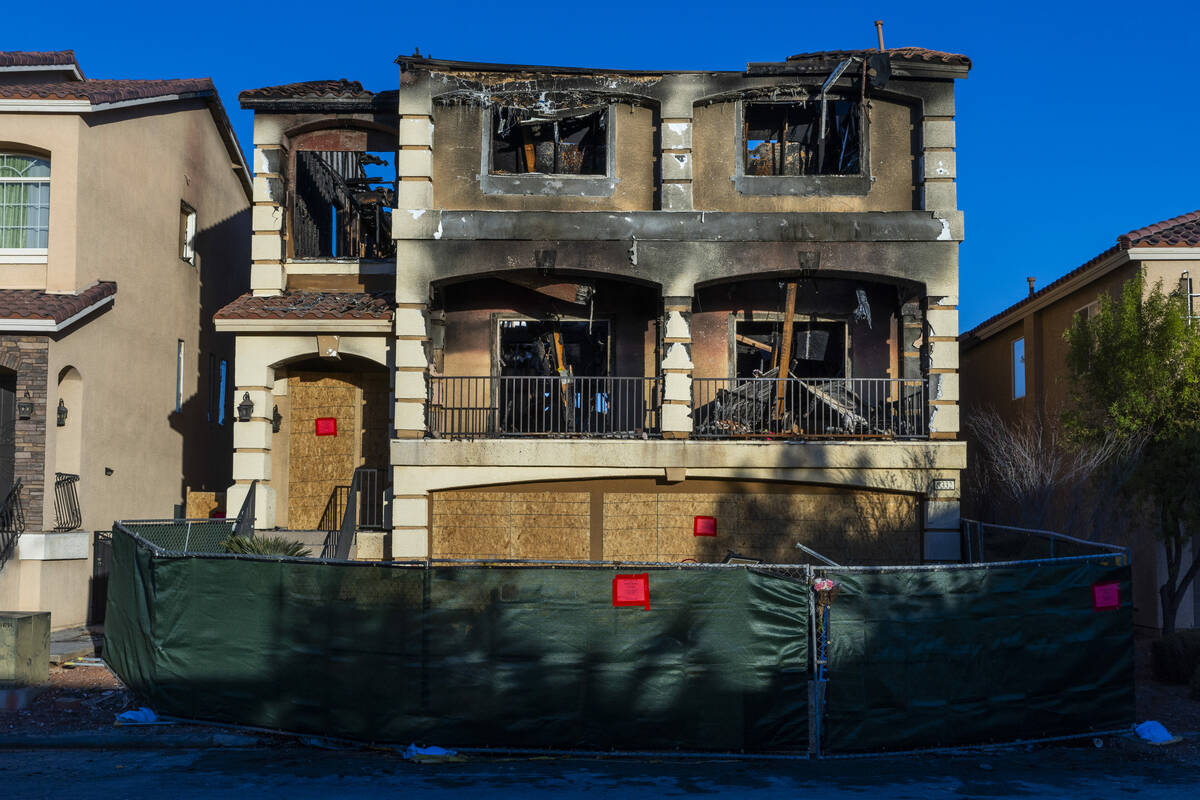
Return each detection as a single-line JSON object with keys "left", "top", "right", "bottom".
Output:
{"left": 0, "top": 730, "right": 266, "bottom": 750}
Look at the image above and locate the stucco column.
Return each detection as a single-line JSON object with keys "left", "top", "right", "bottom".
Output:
{"left": 249, "top": 145, "right": 287, "bottom": 297}
{"left": 227, "top": 389, "right": 276, "bottom": 530}
{"left": 660, "top": 296, "right": 693, "bottom": 439}
{"left": 659, "top": 80, "right": 695, "bottom": 212}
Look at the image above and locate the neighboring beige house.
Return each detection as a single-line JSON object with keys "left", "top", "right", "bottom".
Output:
{"left": 0, "top": 51, "right": 251, "bottom": 629}
{"left": 960, "top": 209, "right": 1200, "bottom": 629}
{"left": 223, "top": 48, "right": 970, "bottom": 565}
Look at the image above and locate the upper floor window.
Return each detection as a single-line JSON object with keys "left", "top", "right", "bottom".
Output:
{"left": 744, "top": 101, "right": 861, "bottom": 176}
{"left": 0, "top": 154, "right": 50, "bottom": 251}
{"left": 1012, "top": 338, "right": 1026, "bottom": 400}
{"left": 179, "top": 202, "right": 196, "bottom": 264}
{"left": 490, "top": 108, "right": 608, "bottom": 176}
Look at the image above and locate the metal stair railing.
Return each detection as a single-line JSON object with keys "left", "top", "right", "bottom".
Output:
{"left": 53, "top": 472, "right": 82, "bottom": 532}
{"left": 321, "top": 467, "right": 385, "bottom": 560}
{"left": 0, "top": 480, "right": 25, "bottom": 569}
{"left": 232, "top": 480, "right": 258, "bottom": 539}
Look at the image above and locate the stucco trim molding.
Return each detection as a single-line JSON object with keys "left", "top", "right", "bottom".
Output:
{"left": 215, "top": 318, "right": 393, "bottom": 333}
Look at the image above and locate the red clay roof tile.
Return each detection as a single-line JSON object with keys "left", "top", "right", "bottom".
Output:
{"left": 215, "top": 291, "right": 394, "bottom": 322}
{"left": 0, "top": 282, "right": 116, "bottom": 323}
{"left": 0, "top": 77, "right": 214, "bottom": 104}
{"left": 0, "top": 51, "right": 80, "bottom": 71}
{"left": 787, "top": 47, "right": 971, "bottom": 68}
{"left": 238, "top": 79, "right": 373, "bottom": 104}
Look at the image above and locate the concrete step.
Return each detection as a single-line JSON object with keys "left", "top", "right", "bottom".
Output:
{"left": 269, "top": 530, "right": 357, "bottom": 559}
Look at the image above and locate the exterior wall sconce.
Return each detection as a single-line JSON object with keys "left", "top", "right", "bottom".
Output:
{"left": 236, "top": 392, "right": 254, "bottom": 422}
{"left": 16, "top": 392, "right": 33, "bottom": 420}
{"left": 272, "top": 405, "right": 282, "bottom": 433}
{"left": 57, "top": 398, "right": 68, "bottom": 427}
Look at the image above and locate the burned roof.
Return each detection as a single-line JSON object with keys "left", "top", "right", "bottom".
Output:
{"left": 397, "top": 47, "right": 970, "bottom": 79}
{"left": 964, "top": 209, "right": 1200, "bottom": 339}
{"left": 215, "top": 291, "right": 395, "bottom": 322}
{"left": 239, "top": 79, "right": 396, "bottom": 112}
{"left": 0, "top": 282, "right": 116, "bottom": 323}
{"left": 786, "top": 47, "right": 971, "bottom": 68}
{"left": 0, "top": 77, "right": 215, "bottom": 104}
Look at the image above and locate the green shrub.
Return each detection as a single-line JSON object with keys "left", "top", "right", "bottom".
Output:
{"left": 1151, "top": 629, "right": 1200, "bottom": 683}
{"left": 221, "top": 535, "right": 311, "bottom": 558}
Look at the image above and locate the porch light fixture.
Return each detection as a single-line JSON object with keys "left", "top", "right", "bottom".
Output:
{"left": 236, "top": 392, "right": 254, "bottom": 423}
{"left": 272, "top": 404, "right": 282, "bottom": 433}
{"left": 56, "top": 398, "right": 68, "bottom": 427}
{"left": 17, "top": 391, "right": 33, "bottom": 420}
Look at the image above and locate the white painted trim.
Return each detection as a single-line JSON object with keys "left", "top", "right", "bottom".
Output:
{"left": 0, "top": 64, "right": 85, "bottom": 81}
{"left": 214, "top": 317, "right": 392, "bottom": 333}
{"left": 0, "top": 293, "right": 114, "bottom": 332}
{"left": 18, "top": 531, "right": 89, "bottom": 561}
{"left": 969, "top": 250, "right": 1131, "bottom": 341}
{"left": 0, "top": 98, "right": 91, "bottom": 112}
{"left": 0, "top": 251, "right": 48, "bottom": 264}
{"left": 0, "top": 91, "right": 207, "bottom": 115}
{"left": 1127, "top": 247, "right": 1200, "bottom": 260}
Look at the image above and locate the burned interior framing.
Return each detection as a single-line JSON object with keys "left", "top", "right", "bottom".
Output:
{"left": 490, "top": 106, "right": 608, "bottom": 176}
{"left": 743, "top": 99, "right": 862, "bottom": 176}
{"left": 292, "top": 149, "right": 395, "bottom": 260}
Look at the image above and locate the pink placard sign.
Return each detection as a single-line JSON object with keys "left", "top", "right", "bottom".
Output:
{"left": 612, "top": 573, "right": 650, "bottom": 610}
{"left": 1092, "top": 581, "right": 1120, "bottom": 611}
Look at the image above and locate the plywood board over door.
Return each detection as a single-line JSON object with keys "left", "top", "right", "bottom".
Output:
{"left": 287, "top": 373, "right": 358, "bottom": 530}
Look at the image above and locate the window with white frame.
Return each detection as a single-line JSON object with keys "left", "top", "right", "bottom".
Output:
{"left": 0, "top": 153, "right": 50, "bottom": 254}
{"left": 179, "top": 202, "right": 196, "bottom": 264}
{"left": 1074, "top": 300, "right": 1100, "bottom": 322}
{"left": 175, "top": 340, "right": 185, "bottom": 413}
{"left": 1012, "top": 337, "right": 1026, "bottom": 400}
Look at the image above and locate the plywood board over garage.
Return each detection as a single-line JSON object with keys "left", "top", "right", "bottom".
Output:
{"left": 431, "top": 478, "right": 920, "bottom": 565}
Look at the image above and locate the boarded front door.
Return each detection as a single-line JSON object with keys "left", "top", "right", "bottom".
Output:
{"left": 287, "top": 373, "right": 359, "bottom": 530}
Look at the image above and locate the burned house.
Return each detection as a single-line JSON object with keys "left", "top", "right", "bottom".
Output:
{"left": 222, "top": 47, "right": 968, "bottom": 565}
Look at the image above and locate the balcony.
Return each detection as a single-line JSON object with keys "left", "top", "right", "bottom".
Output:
{"left": 692, "top": 376, "right": 927, "bottom": 439}
{"left": 428, "top": 376, "right": 661, "bottom": 439}
{"left": 427, "top": 375, "right": 927, "bottom": 441}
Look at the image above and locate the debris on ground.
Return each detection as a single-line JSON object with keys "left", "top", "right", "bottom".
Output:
{"left": 1134, "top": 721, "right": 1180, "bottom": 745}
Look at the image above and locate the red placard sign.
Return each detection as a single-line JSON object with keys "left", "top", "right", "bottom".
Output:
{"left": 612, "top": 573, "right": 650, "bottom": 610}
{"left": 1092, "top": 581, "right": 1120, "bottom": 611}
{"left": 315, "top": 417, "right": 337, "bottom": 436}
{"left": 693, "top": 516, "right": 717, "bottom": 537}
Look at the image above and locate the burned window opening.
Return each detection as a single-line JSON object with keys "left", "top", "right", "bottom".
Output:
{"left": 491, "top": 107, "right": 607, "bottom": 176}
{"left": 736, "top": 319, "right": 848, "bottom": 380}
{"left": 293, "top": 150, "right": 395, "bottom": 260}
{"left": 744, "top": 101, "right": 861, "bottom": 176}
{"left": 499, "top": 319, "right": 610, "bottom": 377}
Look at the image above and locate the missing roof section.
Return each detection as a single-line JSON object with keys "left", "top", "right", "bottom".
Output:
{"left": 744, "top": 100, "right": 861, "bottom": 177}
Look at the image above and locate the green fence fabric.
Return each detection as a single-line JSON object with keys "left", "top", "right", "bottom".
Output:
{"left": 103, "top": 525, "right": 811, "bottom": 751}
{"left": 821, "top": 559, "right": 1134, "bottom": 753}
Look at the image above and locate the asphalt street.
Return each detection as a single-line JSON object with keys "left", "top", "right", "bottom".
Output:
{"left": 2, "top": 741, "right": 1199, "bottom": 799}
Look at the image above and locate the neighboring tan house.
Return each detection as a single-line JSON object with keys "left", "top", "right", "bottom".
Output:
{"left": 0, "top": 51, "right": 251, "bottom": 629}
{"left": 221, "top": 47, "right": 969, "bottom": 565}
{"left": 959, "top": 209, "right": 1200, "bottom": 629}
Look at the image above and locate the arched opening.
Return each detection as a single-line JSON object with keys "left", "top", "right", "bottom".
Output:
{"left": 54, "top": 367, "right": 83, "bottom": 474}
{"left": 429, "top": 271, "right": 662, "bottom": 438}
{"left": 691, "top": 274, "right": 927, "bottom": 439}
{"left": 286, "top": 126, "right": 397, "bottom": 261}
{"left": 268, "top": 354, "right": 390, "bottom": 532}
{"left": 53, "top": 366, "right": 83, "bottom": 532}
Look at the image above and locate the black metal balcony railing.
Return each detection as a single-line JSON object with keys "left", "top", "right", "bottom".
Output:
{"left": 53, "top": 472, "right": 82, "bottom": 532}
{"left": 429, "top": 376, "right": 661, "bottom": 439}
{"left": 692, "top": 377, "right": 928, "bottom": 439}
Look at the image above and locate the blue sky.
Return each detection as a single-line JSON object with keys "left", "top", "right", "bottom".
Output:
{"left": 6, "top": 0, "right": 1198, "bottom": 329}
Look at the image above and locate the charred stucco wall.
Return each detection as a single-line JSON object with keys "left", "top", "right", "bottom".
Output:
{"left": 438, "top": 277, "right": 659, "bottom": 378}
{"left": 431, "top": 103, "right": 655, "bottom": 211}
{"left": 692, "top": 98, "right": 917, "bottom": 212}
